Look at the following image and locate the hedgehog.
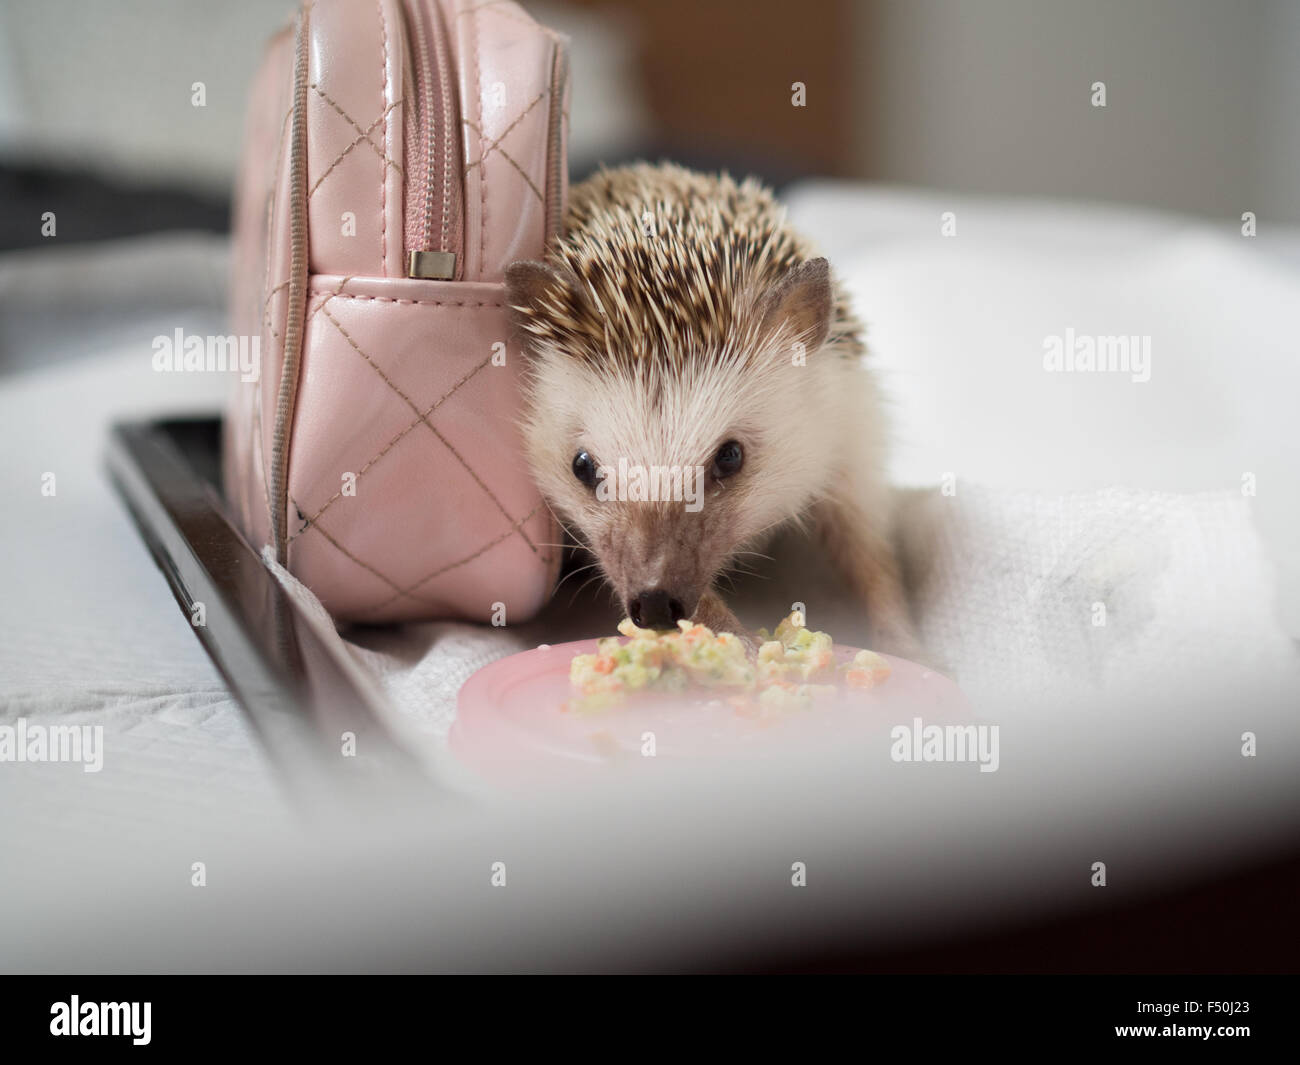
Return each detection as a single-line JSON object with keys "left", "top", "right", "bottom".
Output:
{"left": 505, "top": 161, "right": 920, "bottom": 657}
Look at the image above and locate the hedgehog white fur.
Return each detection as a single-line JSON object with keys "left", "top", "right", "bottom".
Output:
{"left": 506, "top": 162, "right": 919, "bottom": 655}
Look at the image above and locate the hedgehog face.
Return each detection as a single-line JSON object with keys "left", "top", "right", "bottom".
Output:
{"left": 507, "top": 256, "right": 842, "bottom": 627}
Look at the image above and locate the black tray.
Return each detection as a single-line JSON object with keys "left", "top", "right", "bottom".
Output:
{"left": 106, "top": 417, "right": 424, "bottom": 799}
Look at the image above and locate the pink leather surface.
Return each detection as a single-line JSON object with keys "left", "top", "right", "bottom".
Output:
{"left": 449, "top": 0, "right": 564, "bottom": 279}
{"left": 305, "top": 0, "right": 407, "bottom": 277}
{"left": 225, "top": 21, "right": 295, "bottom": 555}
{"left": 226, "top": 0, "right": 567, "bottom": 624}
{"left": 285, "top": 274, "right": 556, "bottom": 622}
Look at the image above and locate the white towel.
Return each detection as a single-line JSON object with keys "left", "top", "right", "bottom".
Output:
{"left": 268, "top": 484, "right": 1298, "bottom": 744}
{"left": 895, "top": 485, "right": 1297, "bottom": 713}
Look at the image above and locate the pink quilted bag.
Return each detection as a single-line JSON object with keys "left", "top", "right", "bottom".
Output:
{"left": 224, "top": 0, "right": 567, "bottom": 624}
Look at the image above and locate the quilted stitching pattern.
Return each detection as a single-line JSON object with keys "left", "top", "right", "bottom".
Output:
{"left": 228, "top": 0, "right": 564, "bottom": 624}
{"left": 308, "top": 98, "right": 403, "bottom": 198}
{"left": 464, "top": 118, "right": 544, "bottom": 204}
{"left": 310, "top": 82, "right": 406, "bottom": 178}
{"left": 288, "top": 300, "right": 497, "bottom": 537}
{"left": 285, "top": 276, "right": 555, "bottom": 621}
{"left": 453, "top": 0, "right": 558, "bottom": 279}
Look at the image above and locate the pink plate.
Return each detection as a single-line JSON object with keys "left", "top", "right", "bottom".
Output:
{"left": 450, "top": 639, "right": 972, "bottom": 791}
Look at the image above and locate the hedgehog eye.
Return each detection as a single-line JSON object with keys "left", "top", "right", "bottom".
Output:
{"left": 712, "top": 440, "right": 744, "bottom": 479}
{"left": 572, "top": 450, "right": 599, "bottom": 488}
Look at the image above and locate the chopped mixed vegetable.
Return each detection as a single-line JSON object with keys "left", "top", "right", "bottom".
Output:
{"left": 567, "top": 610, "right": 891, "bottom": 714}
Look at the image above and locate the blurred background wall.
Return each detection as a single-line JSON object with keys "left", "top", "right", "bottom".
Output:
{"left": 0, "top": 0, "right": 1296, "bottom": 247}
{"left": 858, "top": 0, "right": 1300, "bottom": 223}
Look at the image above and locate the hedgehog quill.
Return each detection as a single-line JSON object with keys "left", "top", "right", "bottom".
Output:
{"left": 506, "top": 162, "right": 921, "bottom": 659}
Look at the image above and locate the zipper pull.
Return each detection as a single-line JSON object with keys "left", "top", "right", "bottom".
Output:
{"left": 408, "top": 250, "right": 456, "bottom": 279}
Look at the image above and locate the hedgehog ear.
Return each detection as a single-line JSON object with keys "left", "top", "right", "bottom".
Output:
{"left": 505, "top": 260, "right": 566, "bottom": 309}
{"left": 756, "top": 257, "right": 832, "bottom": 352}
{"left": 505, "top": 260, "right": 579, "bottom": 356}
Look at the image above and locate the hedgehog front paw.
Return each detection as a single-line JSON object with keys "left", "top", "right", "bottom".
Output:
{"left": 692, "top": 591, "right": 759, "bottom": 652}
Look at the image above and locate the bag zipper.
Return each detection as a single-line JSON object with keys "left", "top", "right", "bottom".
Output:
{"left": 404, "top": 0, "right": 462, "bottom": 279}
{"left": 543, "top": 42, "right": 567, "bottom": 245}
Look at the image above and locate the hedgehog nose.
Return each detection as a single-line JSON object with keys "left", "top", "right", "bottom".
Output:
{"left": 629, "top": 589, "right": 685, "bottom": 630}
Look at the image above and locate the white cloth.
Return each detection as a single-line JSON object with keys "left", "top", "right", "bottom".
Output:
{"left": 0, "top": 232, "right": 292, "bottom": 846}
{"left": 265, "top": 481, "right": 1297, "bottom": 745}
{"left": 896, "top": 485, "right": 1297, "bottom": 712}
{"left": 784, "top": 181, "right": 1300, "bottom": 638}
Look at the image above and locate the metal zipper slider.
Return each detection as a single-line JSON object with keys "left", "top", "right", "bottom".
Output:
{"left": 408, "top": 249, "right": 456, "bottom": 279}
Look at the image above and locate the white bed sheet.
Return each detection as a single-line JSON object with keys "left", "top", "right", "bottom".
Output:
{"left": 0, "top": 257, "right": 291, "bottom": 840}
